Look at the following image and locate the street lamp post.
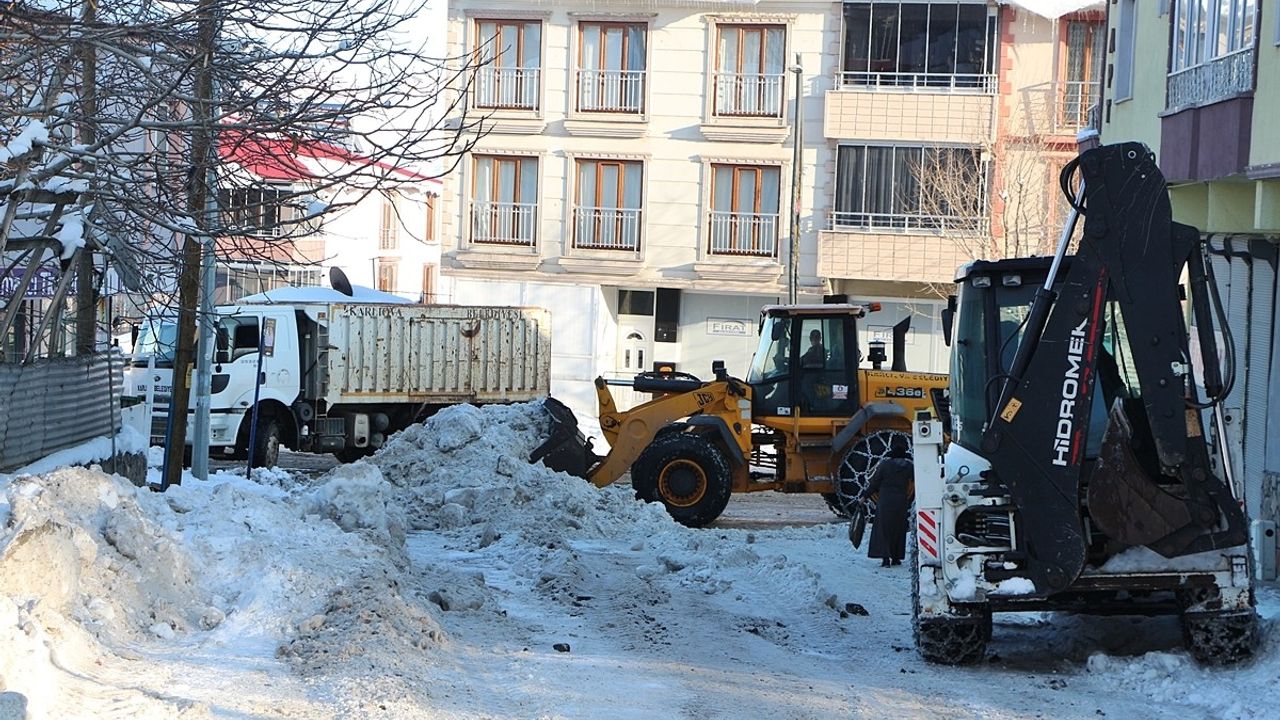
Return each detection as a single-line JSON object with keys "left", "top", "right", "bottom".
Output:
{"left": 788, "top": 55, "right": 803, "bottom": 305}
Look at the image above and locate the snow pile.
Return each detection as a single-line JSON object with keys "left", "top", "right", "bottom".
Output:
{"left": 304, "top": 461, "right": 407, "bottom": 553}
{"left": 368, "top": 402, "right": 674, "bottom": 544}
{"left": 1098, "top": 545, "right": 1232, "bottom": 573}
{"left": 0, "top": 120, "right": 48, "bottom": 162}
{"left": 10, "top": 425, "right": 147, "bottom": 476}
{"left": 992, "top": 577, "right": 1037, "bottom": 596}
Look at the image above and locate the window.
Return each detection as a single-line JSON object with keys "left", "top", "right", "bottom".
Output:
{"left": 379, "top": 197, "right": 399, "bottom": 250}
{"left": 833, "top": 144, "right": 985, "bottom": 231}
{"left": 1167, "top": 0, "right": 1256, "bottom": 107}
{"left": 714, "top": 25, "right": 786, "bottom": 117}
{"left": 1060, "top": 20, "right": 1105, "bottom": 129}
{"left": 709, "top": 164, "right": 781, "bottom": 257}
{"left": 475, "top": 20, "right": 542, "bottom": 110}
{"left": 216, "top": 317, "right": 261, "bottom": 361}
{"left": 577, "top": 22, "right": 646, "bottom": 113}
{"left": 421, "top": 263, "right": 437, "bottom": 303}
{"left": 470, "top": 155, "right": 538, "bottom": 245}
{"left": 1114, "top": 0, "right": 1137, "bottom": 101}
{"left": 618, "top": 289, "right": 654, "bottom": 315}
{"left": 841, "top": 2, "right": 996, "bottom": 91}
{"left": 219, "top": 186, "right": 293, "bottom": 237}
{"left": 213, "top": 262, "right": 321, "bottom": 304}
{"left": 574, "top": 159, "right": 643, "bottom": 251}
{"left": 376, "top": 259, "right": 398, "bottom": 293}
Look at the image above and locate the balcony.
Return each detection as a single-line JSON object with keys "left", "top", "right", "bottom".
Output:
{"left": 1167, "top": 48, "right": 1254, "bottom": 112}
{"left": 470, "top": 201, "right": 537, "bottom": 246}
{"left": 1059, "top": 80, "right": 1100, "bottom": 132}
{"left": 575, "top": 69, "right": 645, "bottom": 114}
{"left": 474, "top": 67, "right": 540, "bottom": 111}
{"left": 830, "top": 211, "right": 983, "bottom": 234}
{"left": 708, "top": 211, "right": 778, "bottom": 257}
{"left": 824, "top": 84, "right": 993, "bottom": 145}
{"left": 820, "top": 220, "right": 974, "bottom": 285}
{"left": 713, "top": 73, "right": 784, "bottom": 118}
{"left": 573, "top": 207, "right": 641, "bottom": 251}
{"left": 839, "top": 71, "right": 997, "bottom": 94}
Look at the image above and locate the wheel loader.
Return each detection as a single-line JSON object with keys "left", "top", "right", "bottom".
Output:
{"left": 910, "top": 142, "right": 1259, "bottom": 666}
{"left": 535, "top": 300, "right": 949, "bottom": 527}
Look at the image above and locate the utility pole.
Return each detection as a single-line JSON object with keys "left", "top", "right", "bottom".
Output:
{"left": 191, "top": 70, "right": 221, "bottom": 482}
{"left": 788, "top": 55, "right": 803, "bottom": 305}
{"left": 160, "top": 0, "right": 218, "bottom": 488}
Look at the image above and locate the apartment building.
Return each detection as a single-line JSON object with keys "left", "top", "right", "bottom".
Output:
{"left": 1100, "top": 0, "right": 1280, "bottom": 524}
{"left": 215, "top": 133, "right": 444, "bottom": 304}
{"left": 440, "top": 0, "right": 830, "bottom": 413}
{"left": 439, "top": 0, "right": 1105, "bottom": 414}
{"left": 820, "top": 0, "right": 1104, "bottom": 373}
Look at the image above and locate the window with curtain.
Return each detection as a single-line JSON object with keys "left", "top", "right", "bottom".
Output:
{"left": 574, "top": 159, "right": 643, "bottom": 250}
{"left": 709, "top": 164, "right": 781, "bottom": 257}
{"left": 376, "top": 260, "right": 398, "bottom": 293}
{"left": 715, "top": 25, "right": 786, "bottom": 117}
{"left": 475, "top": 20, "right": 542, "bottom": 109}
{"left": 379, "top": 196, "right": 399, "bottom": 250}
{"left": 577, "top": 22, "right": 647, "bottom": 113}
{"left": 833, "top": 144, "right": 984, "bottom": 231}
{"left": 1060, "top": 20, "right": 1105, "bottom": 129}
{"left": 841, "top": 2, "right": 996, "bottom": 90}
{"left": 471, "top": 155, "right": 539, "bottom": 245}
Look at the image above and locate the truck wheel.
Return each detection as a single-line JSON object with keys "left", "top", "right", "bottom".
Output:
{"left": 251, "top": 416, "right": 281, "bottom": 469}
{"left": 911, "top": 534, "right": 990, "bottom": 665}
{"left": 1181, "top": 610, "right": 1259, "bottom": 665}
{"left": 632, "top": 433, "right": 733, "bottom": 528}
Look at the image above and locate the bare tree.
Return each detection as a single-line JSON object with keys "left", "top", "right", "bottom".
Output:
{"left": 913, "top": 136, "right": 1069, "bottom": 265}
{"left": 1, "top": 0, "right": 487, "bottom": 484}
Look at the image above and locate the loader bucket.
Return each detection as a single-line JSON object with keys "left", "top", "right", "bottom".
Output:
{"left": 531, "top": 397, "right": 599, "bottom": 479}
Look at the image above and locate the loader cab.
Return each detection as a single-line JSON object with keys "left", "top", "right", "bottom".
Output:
{"left": 746, "top": 304, "right": 865, "bottom": 419}
{"left": 950, "top": 258, "right": 1106, "bottom": 453}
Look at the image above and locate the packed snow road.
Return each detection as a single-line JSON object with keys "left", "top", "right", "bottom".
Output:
{"left": 0, "top": 403, "right": 1275, "bottom": 719}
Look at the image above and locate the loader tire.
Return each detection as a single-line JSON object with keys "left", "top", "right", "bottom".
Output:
{"left": 836, "top": 430, "right": 913, "bottom": 521}
{"left": 911, "top": 532, "right": 990, "bottom": 665}
{"left": 823, "top": 493, "right": 851, "bottom": 519}
{"left": 1181, "top": 610, "right": 1259, "bottom": 665}
{"left": 632, "top": 433, "right": 733, "bottom": 528}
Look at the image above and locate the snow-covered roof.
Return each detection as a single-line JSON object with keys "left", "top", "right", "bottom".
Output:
{"left": 1003, "top": 0, "right": 1105, "bottom": 19}
{"left": 233, "top": 285, "right": 414, "bottom": 305}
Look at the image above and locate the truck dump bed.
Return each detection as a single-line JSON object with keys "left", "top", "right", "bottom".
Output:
{"left": 323, "top": 304, "right": 551, "bottom": 406}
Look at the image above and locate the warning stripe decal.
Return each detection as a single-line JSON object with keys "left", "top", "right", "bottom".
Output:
{"left": 917, "top": 509, "right": 940, "bottom": 559}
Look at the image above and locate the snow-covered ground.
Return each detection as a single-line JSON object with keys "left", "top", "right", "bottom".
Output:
{"left": 0, "top": 402, "right": 1276, "bottom": 719}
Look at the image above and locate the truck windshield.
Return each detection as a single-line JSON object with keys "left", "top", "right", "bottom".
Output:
{"left": 746, "top": 315, "right": 790, "bottom": 383}
{"left": 133, "top": 322, "right": 178, "bottom": 367}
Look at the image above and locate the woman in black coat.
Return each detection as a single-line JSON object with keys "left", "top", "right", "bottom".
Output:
{"left": 866, "top": 447, "right": 913, "bottom": 567}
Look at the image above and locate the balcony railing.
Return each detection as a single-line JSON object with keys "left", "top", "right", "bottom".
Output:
{"left": 1167, "top": 48, "right": 1254, "bottom": 111}
{"left": 470, "top": 201, "right": 537, "bottom": 246}
{"left": 576, "top": 69, "right": 646, "bottom": 114}
{"left": 713, "top": 72, "right": 784, "bottom": 118}
{"left": 475, "top": 66, "right": 541, "bottom": 110}
{"left": 708, "top": 211, "right": 778, "bottom": 257}
{"left": 573, "top": 206, "right": 641, "bottom": 250}
{"left": 839, "top": 71, "right": 997, "bottom": 94}
{"left": 1059, "top": 80, "right": 1100, "bottom": 131}
{"left": 830, "top": 210, "right": 983, "bottom": 234}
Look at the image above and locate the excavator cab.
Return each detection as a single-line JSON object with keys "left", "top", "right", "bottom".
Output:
{"left": 746, "top": 305, "right": 862, "bottom": 420}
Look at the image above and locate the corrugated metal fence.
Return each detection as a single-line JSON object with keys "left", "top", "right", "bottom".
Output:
{"left": 0, "top": 352, "right": 123, "bottom": 472}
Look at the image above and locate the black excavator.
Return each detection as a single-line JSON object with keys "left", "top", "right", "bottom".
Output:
{"left": 910, "top": 142, "right": 1258, "bottom": 665}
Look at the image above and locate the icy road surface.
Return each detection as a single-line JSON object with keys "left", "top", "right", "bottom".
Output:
{"left": 0, "top": 403, "right": 1275, "bottom": 719}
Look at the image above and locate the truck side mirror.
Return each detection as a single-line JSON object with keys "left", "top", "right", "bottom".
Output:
{"left": 941, "top": 295, "right": 956, "bottom": 347}
{"left": 771, "top": 322, "right": 787, "bottom": 342}
{"left": 215, "top": 349, "right": 231, "bottom": 365}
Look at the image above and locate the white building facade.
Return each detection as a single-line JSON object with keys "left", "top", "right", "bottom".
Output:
{"left": 441, "top": 0, "right": 831, "bottom": 414}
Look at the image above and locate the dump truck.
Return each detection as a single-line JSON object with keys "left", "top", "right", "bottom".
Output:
{"left": 537, "top": 299, "right": 950, "bottom": 527}
{"left": 910, "top": 142, "right": 1258, "bottom": 665}
{"left": 125, "top": 286, "right": 551, "bottom": 467}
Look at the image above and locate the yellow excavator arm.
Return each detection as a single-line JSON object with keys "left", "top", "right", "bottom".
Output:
{"left": 588, "top": 375, "right": 752, "bottom": 488}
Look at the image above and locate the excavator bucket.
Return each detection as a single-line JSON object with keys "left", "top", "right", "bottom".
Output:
{"left": 1087, "top": 401, "right": 1247, "bottom": 558}
{"left": 531, "top": 397, "right": 599, "bottom": 479}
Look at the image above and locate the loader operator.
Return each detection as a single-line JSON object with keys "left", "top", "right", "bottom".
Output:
{"left": 800, "top": 329, "right": 826, "bottom": 368}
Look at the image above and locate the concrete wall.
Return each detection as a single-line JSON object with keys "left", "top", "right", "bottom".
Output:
{"left": 1099, "top": 0, "right": 1166, "bottom": 149}
{"left": 1251, "top": 4, "right": 1280, "bottom": 169}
